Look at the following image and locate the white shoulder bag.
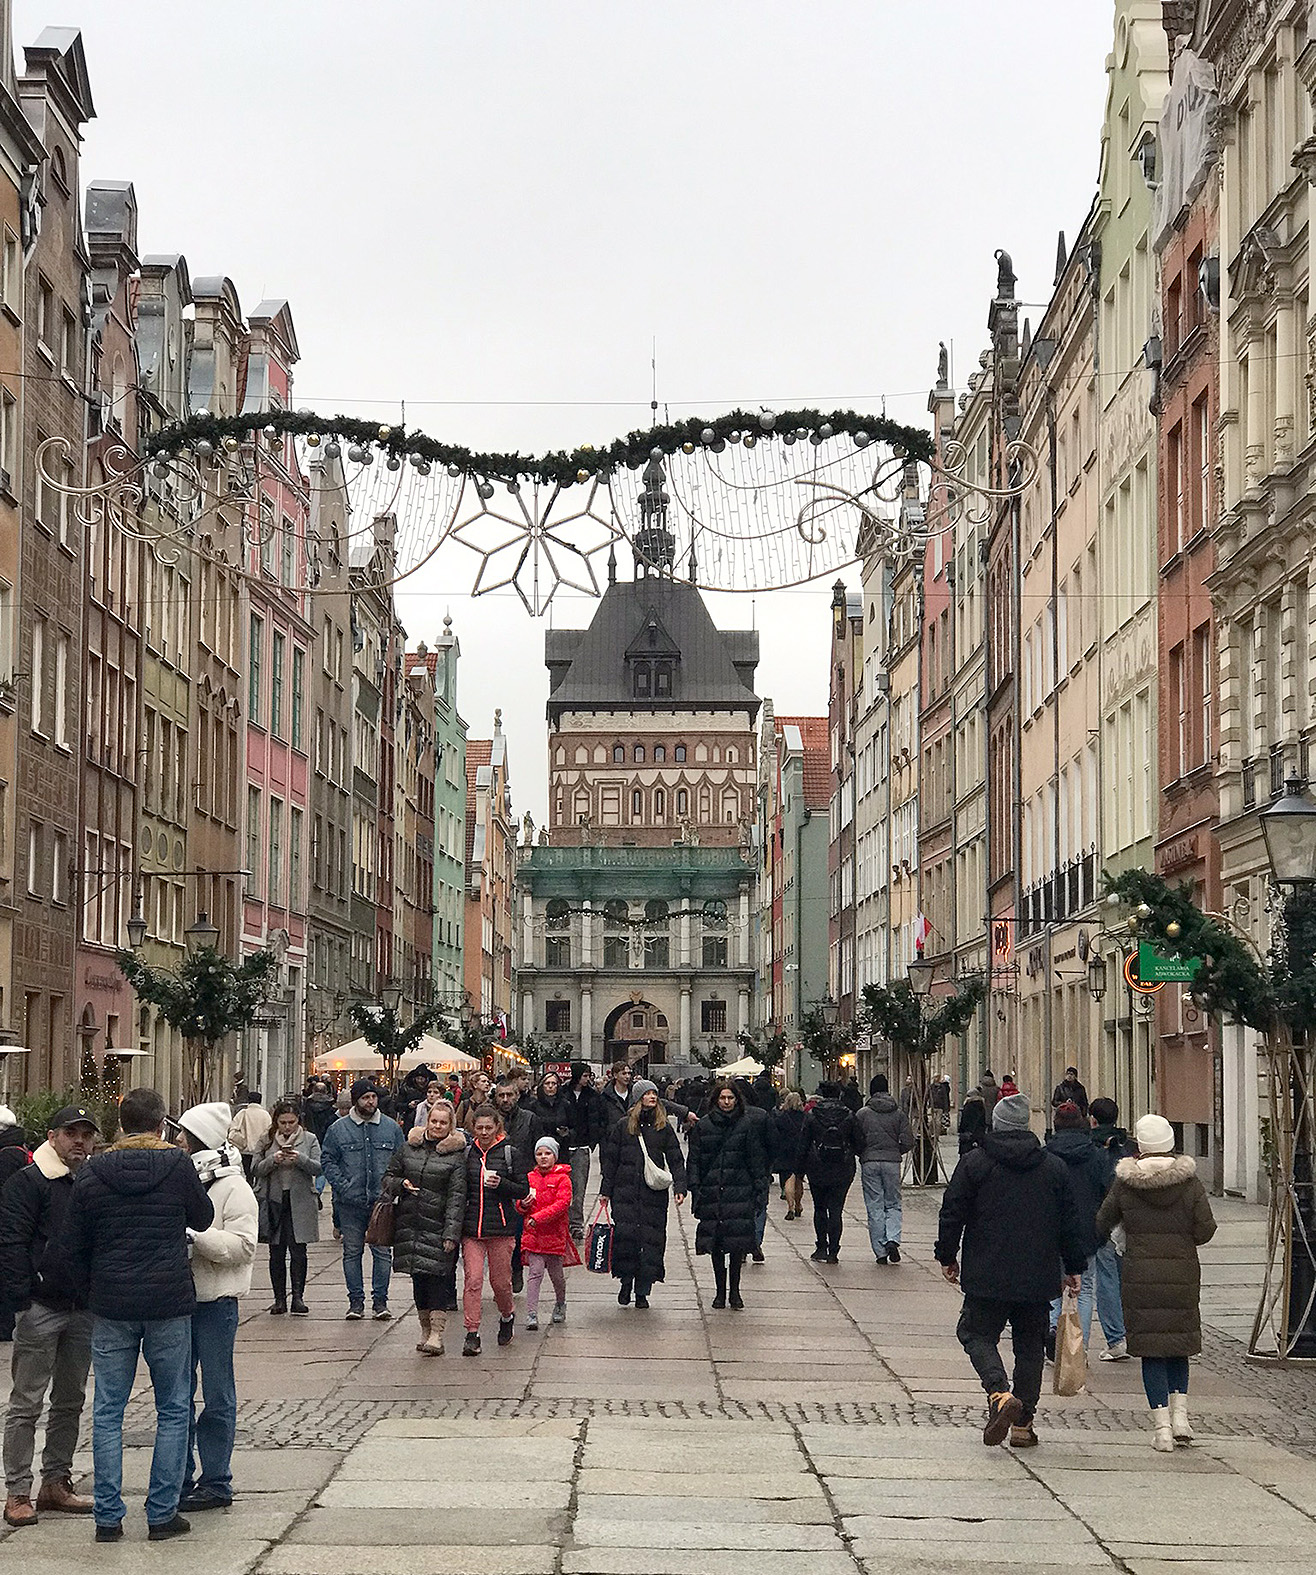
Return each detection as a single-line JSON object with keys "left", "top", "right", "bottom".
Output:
{"left": 640, "top": 1132, "right": 673, "bottom": 1191}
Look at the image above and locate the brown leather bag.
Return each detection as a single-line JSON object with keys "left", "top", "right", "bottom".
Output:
{"left": 364, "top": 1195, "right": 396, "bottom": 1247}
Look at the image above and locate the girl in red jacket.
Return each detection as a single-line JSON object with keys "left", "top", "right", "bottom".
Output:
{"left": 516, "top": 1137, "right": 573, "bottom": 1330}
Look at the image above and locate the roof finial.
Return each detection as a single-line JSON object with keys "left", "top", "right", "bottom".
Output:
{"left": 607, "top": 542, "right": 616, "bottom": 586}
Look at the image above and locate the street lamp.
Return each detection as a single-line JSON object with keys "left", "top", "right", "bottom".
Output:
{"left": 1087, "top": 954, "right": 1108, "bottom": 1002}
{"left": 126, "top": 893, "right": 147, "bottom": 952}
{"left": 819, "top": 993, "right": 839, "bottom": 1027}
{"left": 381, "top": 982, "right": 403, "bottom": 1013}
{"left": 907, "top": 955, "right": 935, "bottom": 997}
{"left": 1261, "top": 779, "right": 1316, "bottom": 885}
{"left": 184, "top": 911, "right": 220, "bottom": 954}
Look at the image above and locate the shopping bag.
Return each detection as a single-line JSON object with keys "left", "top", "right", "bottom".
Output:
{"left": 587, "top": 1200, "right": 613, "bottom": 1274}
{"left": 784, "top": 1174, "right": 803, "bottom": 1214}
{"left": 563, "top": 1233, "right": 583, "bottom": 1268}
{"left": 1052, "top": 1289, "right": 1087, "bottom": 1396}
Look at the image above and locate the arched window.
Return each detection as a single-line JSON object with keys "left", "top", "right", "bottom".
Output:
{"left": 545, "top": 897, "right": 571, "bottom": 967}
{"left": 654, "top": 744, "right": 666, "bottom": 763}
{"left": 546, "top": 898, "right": 571, "bottom": 929}
{"left": 604, "top": 899, "right": 629, "bottom": 924}
{"left": 654, "top": 787, "right": 666, "bottom": 819}
{"left": 674, "top": 744, "right": 687, "bottom": 763}
{"left": 726, "top": 746, "right": 737, "bottom": 764}
{"left": 631, "top": 788, "right": 643, "bottom": 819}
{"left": 634, "top": 744, "right": 645, "bottom": 763}
{"left": 612, "top": 744, "right": 624, "bottom": 763}
{"left": 676, "top": 788, "right": 688, "bottom": 817}
{"left": 702, "top": 899, "right": 728, "bottom": 968}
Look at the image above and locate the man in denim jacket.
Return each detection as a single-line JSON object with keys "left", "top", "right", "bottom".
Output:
{"left": 320, "top": 1081, "right": 404, "bottom": 1320}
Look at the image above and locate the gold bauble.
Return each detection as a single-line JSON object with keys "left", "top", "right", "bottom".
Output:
{"left": 378, "top": 425, "right": 392, "bottom": 441}
{"left": 577, "top": 468, "right": 590, "bottom": 484}
{"left": 1165, "top": 920, "right": 1181, "bottom": 940}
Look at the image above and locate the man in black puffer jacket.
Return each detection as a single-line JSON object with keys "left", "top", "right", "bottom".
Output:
{"left": 565, "top": 1065, "right": 607, "bottom": 1241}
{"left": 936, "top": 1092, "right": 1086, "bottom": 1448}
{"left": 64, "top": 1088, "right": 214, "bottom": 1541}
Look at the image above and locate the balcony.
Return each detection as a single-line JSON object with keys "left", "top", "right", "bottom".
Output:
{"left": 522, "top": 845, "right": 752, "bottom": 874}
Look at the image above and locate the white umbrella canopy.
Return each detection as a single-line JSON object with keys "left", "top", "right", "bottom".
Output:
{"left": 718, "top": 1055, "right": 765, "bottom": 1078}
{"left": 312, "top": 1035, "right": 479, "bottom": 1076}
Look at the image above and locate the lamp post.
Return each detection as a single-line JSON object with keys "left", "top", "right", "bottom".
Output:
{"left": 1260, "top": 779, "right": 1316, "bottom": 1357}
{"left": 906, "top": 954, "right": 938, "bottom": 1185}
{"left": 184, "top": 910, "right": 221, "bottom": 955}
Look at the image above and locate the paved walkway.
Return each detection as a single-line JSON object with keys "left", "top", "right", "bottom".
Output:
{"left": 3, "top": 1164, "right": 1316, "bottom": 1574}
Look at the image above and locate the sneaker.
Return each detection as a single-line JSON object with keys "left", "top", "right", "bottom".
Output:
{"left": 147, "top": 1513, "right": 192, "bottom": 1540}
{"left": 751, "top": 1248, "right": 765, "bottom": 1264}
{"left": 525, "top": 1313, "right": 539, "bottom": 1331}
{"left": 94, "top": 1524, "right": 123, "bottom": 1542}
{"left": 1099, "top": 1341, "right": 1129, "bottom": 1362}
{"left": 809, "top": 1248, "right": 827, "bottom": 1262}
{"left": 345, "top": 1306, "right": 365, "bottom": 1320}
{"left": 290, "top": 1298, "right": 309, "bottom": 1316}
{"left": 462, "top": 1330, "right": 481, "bottom": 1356}
{"left": 983, "top": 1391, "right": 1024, "bottom": 1447}
{"left": 371, "top": 1306, "right": 392, "bottom": 1321}
{"left": 178, "top": 1490, "right": 232, "bottom": 1512}
{"left": 551, "top": 1303, "right": 567, "bottom": 1324}
{"left": 1009, "top": 1423, "right": 1039, "bottom": 1449}
{"left": 497, "top": 1315, "right": 515, "bottom": 1346}
{"left": 886, "top": 1244, "right": 901, "bottom": 1264}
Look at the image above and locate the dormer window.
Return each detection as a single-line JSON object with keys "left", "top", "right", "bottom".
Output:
{"left": 655, "top": 663, "right": 672, "bottom": 697}
{"left": 633, "top": 663, "right": 651, "bottom": 698}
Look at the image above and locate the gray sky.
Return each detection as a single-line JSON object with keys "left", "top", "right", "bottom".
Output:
{"left": 17, "top": 0, "right": 1112, "bottom": 820}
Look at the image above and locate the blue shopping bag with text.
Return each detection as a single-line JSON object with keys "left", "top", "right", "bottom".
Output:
{"left": 587, "top": 1200, "right": 613, "bottom": 1274}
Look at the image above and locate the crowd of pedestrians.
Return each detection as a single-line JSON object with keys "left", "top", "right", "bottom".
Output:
{"left": 0, "top": 1054, "right": 1222, "bottom": 1540}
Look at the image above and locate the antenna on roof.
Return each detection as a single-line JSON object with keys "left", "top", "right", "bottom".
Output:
{"left": 650, "top": 336, "right": 658, "bottom": 426}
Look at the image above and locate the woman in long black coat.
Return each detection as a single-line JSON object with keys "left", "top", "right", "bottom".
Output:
{"left": 688, "top": 1082, "right": 768, "bottom": 1309}
{"left": 599, "top": 1080, "right": 686, "bottom": 1309}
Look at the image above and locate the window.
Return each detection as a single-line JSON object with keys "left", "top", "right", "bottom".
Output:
{"left": 281, "top": 520, "right": 295, "bottom": 587}
{"left": 53, "top": 633, "right": 68, "bottom": 748}
{"left": 26, "top": 820, "right": 40, "bottom": 896}
{"left": 655, "top": 663, "right": 672, "bottom": 697}
{"left": 291, "top": 647, "right": 305, "bottom": 750}
{"left": 545, "top": 1000, "right": 571, "bottom": 1033}
{"left": 654, "top": 787, "right": 666, "bottom": 819}
{"left": 545, "top": 935, "right": 571, "bottom": 968}
{"left": 30, "top": 615, "right": 45, "bottom": 734}
{"left": 1, "top": 229, "right": 17, "bottom": 314}
{"left": 701, "top": 999, "right": 727, "bottom": 1034}
{"left": 270, "top": 630, "right": 285, "bottom": 738}
{"left": 702, "top": 932, "right": 727, "bottom": 967}
{"left": 61, "top": 309, "right": 77, "bottom": 381}
{"left": 631, "top": 788, "right": 643, "bottom": 820}
{"left": 633, "top": 663, "right": 651, "bottom": 698}
{"left": 0, "top": 387, "right": 15, "bottom": 483}
{"left": 1172, "top": 643, "right": 1187, "bottom": 780}
{"left": 289, "top": 806, "right": 303, "bottom": 910}
{"left": 36, "top": 276, "right": 53, "bottom": 351}
{"left": 654, "top": 744, "right": 666, "bottom": 763}
{"left": 612, "top": 744, "right": 624, "bottom": 762}
{"left": 246, "top": 787, "right": 261, "bottom": 896}
{"left": 603, "top": 898, "right": 629, "bottom": 968}
{"left": 643, "top": 898, "right": 669, "bottom": 968}
{"left": 1195, "top": 624, "right": 1212, "bottom": 768}
{"left": 268, "top": 797, "right": 284, "bottom": 906}
{"left": 676, "top": 788, "right": 688, "bottom": 817}
{"left": 674, "top": 744, "right": 686, "bottom": 762}
{"left": 51, "top": 828, "right": 67, "bottom": 905}
{"left": 634, "top": 744, "right": 645, "bottom": 763}
{"left": 248, "top": 615, "right": 263, "bottom": 723}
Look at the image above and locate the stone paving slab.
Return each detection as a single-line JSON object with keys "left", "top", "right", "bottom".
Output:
{"left": 560, "top": 1554, "right": 859, "bottom": 1575}
{"left": 286, "top": 1507, "right": 570, "bottom": 1545}
{"left": 569, "top": 1514, "right": 843, "bottom": 1551}
{"left": 259, "top": 1550, "right": 558, "bottom": 1575}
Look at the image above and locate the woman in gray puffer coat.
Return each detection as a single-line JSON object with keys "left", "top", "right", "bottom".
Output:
{"left": 1095, "top": 1113, "right": 1215, "bottom": 1453}
{"left": 383, "top": 1100, "right": 467, "bottom": 1355}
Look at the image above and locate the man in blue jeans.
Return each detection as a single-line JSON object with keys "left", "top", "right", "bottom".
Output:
{"left": 64, "top": 1087, "right": 214, "bottom": 1542}
{"left": 320, "top": 1080, "right": 404, "bottom": 1319}
{"left": 854, "top": 1074, "right": 914, "bottom": 1264}
{"left": 1089, "top": 1096, "right": 1136, "bottom": 1360}
{"left": 176, "top": 1103, "right": 258, "bottom": 1513}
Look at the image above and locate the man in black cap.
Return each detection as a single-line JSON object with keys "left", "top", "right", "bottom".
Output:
{"left": 320, "top": 1080, "right": 404, "bottom": 1319}
{"left": 0, "top": 1104, "right": 99, "bottom": 1528}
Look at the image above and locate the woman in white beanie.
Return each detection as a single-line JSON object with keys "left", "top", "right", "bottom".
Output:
{"left": 1095, "top": 1113, "right": 1216, "bottom": 1451}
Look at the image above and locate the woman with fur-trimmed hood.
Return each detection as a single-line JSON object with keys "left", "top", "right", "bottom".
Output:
{"left": 1096, "top": 1113, "right": 1216, "bottom": 1454}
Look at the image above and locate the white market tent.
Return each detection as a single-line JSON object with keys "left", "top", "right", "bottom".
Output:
{"left": 718, "top": 1055, "right": 765, "bottom": 1078}
{"left": 312, "top": 1035, "right": 479, "bottom": 1077}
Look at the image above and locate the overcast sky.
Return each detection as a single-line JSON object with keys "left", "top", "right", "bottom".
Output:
{"left": 16, "top": 0, "right": 1112, "bottom": 821}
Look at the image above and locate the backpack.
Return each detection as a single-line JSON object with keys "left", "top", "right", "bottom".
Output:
{"left": 813, "top": 1109, "right": 849, "bottom": 1166}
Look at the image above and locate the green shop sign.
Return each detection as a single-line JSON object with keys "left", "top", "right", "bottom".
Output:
{"left": 1138, "top": 942, "right": 1203, "bottom": 983}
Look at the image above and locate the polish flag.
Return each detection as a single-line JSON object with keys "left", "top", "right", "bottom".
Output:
{"left": 914, "top": 912, "right": 932, "bottom": 952}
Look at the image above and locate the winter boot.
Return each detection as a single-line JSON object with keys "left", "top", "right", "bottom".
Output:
{"left": 415, "top": 1309, "right": 432, "bottom": 1353}
{"left": 290, "top": 1253, "right": 308, "bottom": 1315}
{"left": 728, "top": 1253, "right": 744, "bottom": 1310}
{"left": 1168, "top": 1392, "right": 1193, "bottom": 1444}
{"left": 423, "top": 1311, "right": 447, "bottom": 1356}
{"left": 268, "top": 1254, "right": 287, "bottom": 1315}
{"left": 1150, "top": 1406, "right": 1175, "bottom": 1452}
{"left": 711, "top": 1255, "right": 727, "bottom": 1310}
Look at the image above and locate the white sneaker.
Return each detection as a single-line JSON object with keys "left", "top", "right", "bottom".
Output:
{"left": 1098, "top": 1341, "right": 1129, "bottom": 1361}
{"left": 525, "top": 1313, "right": 539, "bottom": 1331}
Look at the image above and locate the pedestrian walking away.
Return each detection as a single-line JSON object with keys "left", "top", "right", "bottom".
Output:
{"left": 1088, "top": 1096, "right": 1137, "bottom": 1360}
{"left": 460, "top": 1105, "right": 529, "bottom": 1354}
{"left": 957, "top": 1083, "right": 989, "bottom": 1155}
{"left": 383, "top": 1100, "right": 466, "bottom": 1356}
{"left": 565, "top": 1063, "right": 606, "bottom": 1239}
{"left": 1095, "top": 1113, "right": 1216, "bottom": 1452}
{"left": 935, "top": 1091, "right": 1087, "bottom": 1450}
{"left": 320, "top": 1079, "right": 405, "bottom": 1320}
{"left": 771, "top": 1092, "right": 806, "bottom": 1216}
{"left": 792, "top": 1082, "right": 859, "bottom": 1263}
{"left": 301, "top": 1078, "right": 338, "bottom": 1149}
{"left": 688, "top": 1081, "right": 767, "bottom": 1309}
{"left": 1044, "top": 1101, "right": 1110, "bottom": 1355}
{"left": 0, "top": 1104, "right": 99, "bottom": 1528}
{"left": 253, "top": 1101, "right": 322, "bottom": 1316}
{"left": 226, "top": 1093, "right": 272, "bottom": 1183}
{"left": 63, "top": 1087, "right": 215, "bottom": 1542}
{"left": 176, "top": 1103, "right": 259, "bottom": 1514}
{"left": 599, "top": 1080, "right": 687, "bottom": 1309}
{"left": 855, "top": 1073, "right": 914, "bottom": 1264}
{"left": 516, "top": 1136, "right": 573, "bottom": 1329}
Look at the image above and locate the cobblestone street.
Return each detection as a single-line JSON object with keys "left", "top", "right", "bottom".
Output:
{"left": 4, "top": 1173, "right": 1316, "bottom": 1573}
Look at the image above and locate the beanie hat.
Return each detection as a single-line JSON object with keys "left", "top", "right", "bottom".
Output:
{"left": 1134, "top": 1113, "right": 1175, "bottom": 1155}
{"left": 992, "top": 1092, "right": 1031, "bottom": 1132}
{"left": 1053, "top": 1100, "right": 1085, "bottom": 1131}
{"left": 869, "top": 1073, "right": 889, "bottom": 1095}
{"left": 534, "top": 1135, "right": 560, "bottom": 1158}
{"left": 350, "top": 1078, "right": 379, "bottom": 1105}
{"left": 630, "top": 1079, "right": 658, "bottom": 1103}
{"left": 179, "top": 1102, "right": 232, "bottom": 1153}
{"left": 0, "top": 1103, "right": 15, "bottom": 1128}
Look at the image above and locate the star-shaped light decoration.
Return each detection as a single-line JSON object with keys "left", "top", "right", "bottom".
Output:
{"left": 446, "top": 474, "right": 624, "bottom": 616}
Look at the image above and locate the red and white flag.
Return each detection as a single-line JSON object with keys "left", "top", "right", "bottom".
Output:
{"left": 914, "top": 912, "right": 932, "bottom": 952}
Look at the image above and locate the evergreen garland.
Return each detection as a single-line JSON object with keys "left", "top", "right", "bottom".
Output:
{"left": 860, "top": 975, "right": 986, "bottom": 1058}
{"left": 346, "top": 999, "right": 454, "bottom": 1063}
{"left": 116, "top": 945, "right": 278, "bottom": 1047}
{"left": 145, "top": 405, "right": 934, "bottom": 486}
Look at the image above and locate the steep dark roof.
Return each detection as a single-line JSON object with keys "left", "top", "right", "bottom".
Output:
{"left": 546, "top": 578, "right": 759, "bottom": 722}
